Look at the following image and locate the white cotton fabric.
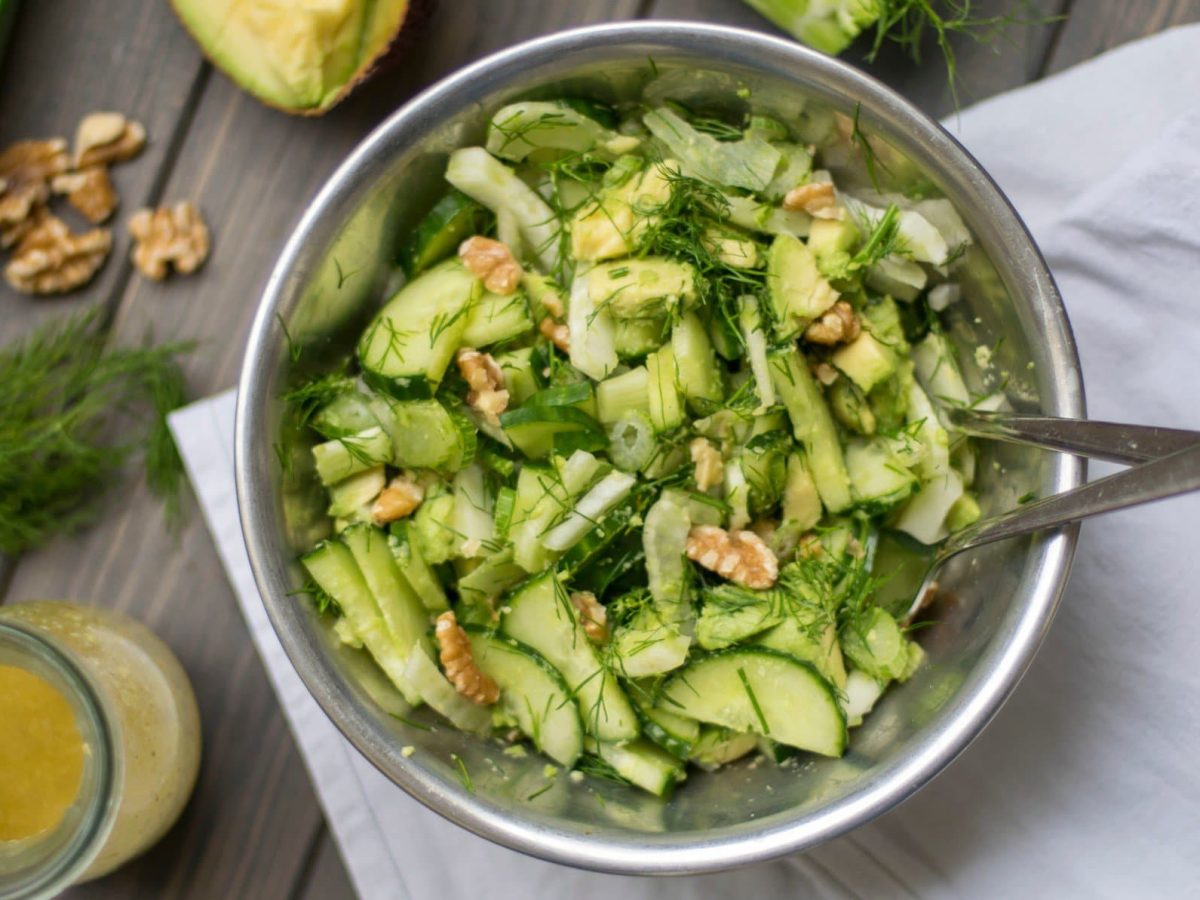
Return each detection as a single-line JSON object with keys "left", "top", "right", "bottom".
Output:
{"left": 170, "top": 24, "right": 1200, "bottom": 899}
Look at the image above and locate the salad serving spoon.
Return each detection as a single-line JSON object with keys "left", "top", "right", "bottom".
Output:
{"left": 897, "top": 413, "right": 1200, "bottom": 622}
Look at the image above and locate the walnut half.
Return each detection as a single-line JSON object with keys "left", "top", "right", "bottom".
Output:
{"left": 458, "top": 235, "right": 522, "bottom": 294}
{"left": 570, "top": 591, "right": 608, "bottom": 643}
{"left": 685, "top": 525, "right": 779, "bottom": 590}
{"left": 803, "top": 300, "right": 860, "bottom": 346}
{"left": 456, "top": 348, "right": 509, "bottom": 425}
{"left": 435, "top": 611, "right": 499, "bottom": 706}
{"left": 128, "top": 201, "right": 210, "bottom": 280}
{"left": 51, "top": 166, "right": 118, "bottom": 224}
{"left": 4, "top": 211, "right": 111, "bottom": 295}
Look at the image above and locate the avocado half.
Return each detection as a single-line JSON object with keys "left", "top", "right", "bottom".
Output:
{"left": 171, "top": 0, "right": 426, "bottom": 115}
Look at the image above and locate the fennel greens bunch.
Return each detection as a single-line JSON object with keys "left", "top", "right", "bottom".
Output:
{"left": 0, "top": 310, "right": 191, "bottom": 556}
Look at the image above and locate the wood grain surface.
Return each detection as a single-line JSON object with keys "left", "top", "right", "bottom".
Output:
{"left": 0, "top": 1, "right": 1189, "bottom": 897}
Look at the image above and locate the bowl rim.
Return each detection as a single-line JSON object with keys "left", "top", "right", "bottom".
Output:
{"left": 235, "top": 20, "right": 1084, "bottom": 875}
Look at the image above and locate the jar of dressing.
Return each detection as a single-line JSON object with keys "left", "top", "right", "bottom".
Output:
{"left": 0, "top": 602, "right": 201, "bottom": 898}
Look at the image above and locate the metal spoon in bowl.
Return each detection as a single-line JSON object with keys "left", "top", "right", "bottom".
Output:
{"left": 897, "top": 410, "right": 1200, "bottom": 623}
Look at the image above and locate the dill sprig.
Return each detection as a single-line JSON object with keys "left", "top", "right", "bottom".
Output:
{"left": 0, "top": 309, "right": 192, "bottom": 556}
{"left": 865, "top": 1, "right": 1058, "bottom": 108}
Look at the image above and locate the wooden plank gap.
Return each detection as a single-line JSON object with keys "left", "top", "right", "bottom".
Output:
{"left": 1034, "top": 0, "right": 1077, "bottom": 79}
{"left": 287, "top": 825, "right": 337, "bottom": 900}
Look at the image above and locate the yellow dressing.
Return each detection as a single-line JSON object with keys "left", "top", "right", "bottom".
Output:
{"left": 0, "top": 664, "right": 85, "bottom": 842}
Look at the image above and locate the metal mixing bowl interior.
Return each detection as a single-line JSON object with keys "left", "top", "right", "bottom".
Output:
{"left": 235, "top": 21, "right": 1084, "bottom": 874}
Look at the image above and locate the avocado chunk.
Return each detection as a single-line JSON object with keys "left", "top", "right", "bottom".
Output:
{"left": 171, "top": 0, "right": 419, "bottom": 114}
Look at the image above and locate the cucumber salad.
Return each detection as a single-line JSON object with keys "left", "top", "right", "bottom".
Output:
{"left": 291, "top": 93, "right": 987, "bottom": 798}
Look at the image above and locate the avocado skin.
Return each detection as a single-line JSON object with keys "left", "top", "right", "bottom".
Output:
{"left": 170, "top": 0, "right": 433, "bottom": 117}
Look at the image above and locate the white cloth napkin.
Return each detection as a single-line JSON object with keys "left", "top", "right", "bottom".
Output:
{"left": 170, "top": 25, "right": 1200, "bottom": 900}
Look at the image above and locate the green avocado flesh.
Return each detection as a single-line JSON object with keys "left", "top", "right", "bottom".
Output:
{"left": 172, "top": 0, "right": 413, "bottom": 113}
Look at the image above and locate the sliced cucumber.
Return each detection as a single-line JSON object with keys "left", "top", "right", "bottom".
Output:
{"left": 611, "top": 606, "right": 691, "bottom": 677}
{"left": 457, "top": 546, "right": 526, "bottom": 606}
{"left": 387, "top": 525, "right": 449, "bottom": 612}
{"left": 402, "top": 646, "right": 492, "bottom": 734}
{"left": 845, "top": 438, "right": 919, "bottom": 513}
{"left": 646, "top": 344, "right": 684, "bottom": 432}
{"left": 642, "top": 494, "right": 692, "bottom": 619}
{"left": 632, "top": 692, "right": 700, "bottom": 760}
{"left": 840, "top": 606, "right": 910, "bottom": 683}
{"left": 312, "top": 426, "right": 392, "bottom": 486}
{"left": 688, "top": 726, "right": 758, "bottom": 771}
{"left": 486, "top": 100, "right": 623, "bottom": 163}
{"left": 585, "top": 737, "right": 685, "bottom": 798}
{"left": 500, "top": 405, "right": 606, "bottom": 460}
{"left": 342, "top": 524, "right": 432, "bottom": 661}
{"left": 842, "top": 668, "right": 885, "bottom": 728}
{"left": 695, "top": 585, "right": 784, "bottom": 650}
{"left": 770, "top": 347, "right": 852, "bottom": 513}
{"left": 463, "top": 626, "right": 583, "bottom": 767}
{"left": 449, "top": 464, "right": 495, "bottom": 556}
{"left": 671, "top": 311, "right": 724, "bottom": 413}
{"left": 782, "top": 453, "right": 822, "bottom": 531}
{"left": 462, "top": 289, "right": 534, "bottom": 348}
{"left": 495, "top": 346, "right": 541, "bottom": 405}
{"left": 326, "top": 466, "right": 385, "bottom": 519}
{"left": 756, "top": 609, "right": 847, "bottom": 690}
{"left": 662, "top": 647, "right": 847, "bottom": 756}
{"left": 300, "top": 540, "right": 421, "bottom": 705}
{"left": 358, "top": 260, "right": 479, "bottom": 399}
{"left": 399, "top": 190, "right": 487, "bottom": 277}
{"left": 501, "top": 572, "right": 638, "bottom": 742}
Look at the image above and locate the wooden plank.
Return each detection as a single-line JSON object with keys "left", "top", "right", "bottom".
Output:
{"left": 295, "top": 831, "right": 357, "bottom": 900}
{"left": 648, "top": 0, "right": 1070, "bottom": 118}
{"left": 9, "top": 3, "right": 641, "bottom": 898}
{"left": 1043, "top": 0, "right": 1200, "bottom": 73}
{"left": 0, "top": 0, "right": 206, "bottom": 344}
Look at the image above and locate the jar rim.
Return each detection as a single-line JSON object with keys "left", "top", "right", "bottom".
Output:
{"left": 0, "top": 621, "right": 120, "bottom": 900}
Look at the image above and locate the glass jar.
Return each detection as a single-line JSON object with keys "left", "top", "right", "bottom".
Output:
{"left": 0, "top": 602, "right": 201, "bottom": 899}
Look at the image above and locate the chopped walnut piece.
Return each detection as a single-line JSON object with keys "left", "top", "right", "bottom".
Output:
{"left": 570, "top": 591, "right": 608, "bottom": 643}
{"left": 128, "top": 201, "right": 209, "bottom": 280}
{"left": 458, "top": 235, "right": 522, "bottom": 294}
{"left": 51, "top": 166, "right": 118, "bottom": 224}
{"left": 370, "top": 475, "right": 424, "bottom": 525}
{"left": 689, "top": 437, "right": 724, "bottom": 492}
{"left": 539, "top": 289, "right": 564, "bottom": 319}
{"left": 0, "top": 139, "right": 68, "bottom": 239}
{"left": 783, "top": 181, "right": 838, "bottom": 217}
{"left": 686, "top": 525, "right": 779, "bottom": 590}
{"left": 435, "top": 611, "right": 499, "bottom": 706}
{"left": 456, "top": 348, "right": 509, "bottom": 425}
{"left": 539, "top": 316, "right": 570, "bottom": 353}
{"left": 812, "top": 362, "right": 840, "bottom": 386}
{"left": 75, "top": 113, "right": 145, "bottom": 168}
{"left": 803, "top": 300, "right": 860, "bottom": 346}
{"left": 4, "top": 211, "right": 111, "bottom": 295}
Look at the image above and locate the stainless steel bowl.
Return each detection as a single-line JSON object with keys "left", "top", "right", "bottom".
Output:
{"left": 235, "top": 21, "right": 1084, "bottom": 875}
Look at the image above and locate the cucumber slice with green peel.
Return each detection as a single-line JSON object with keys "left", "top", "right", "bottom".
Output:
{"left": 402, "top": 646, "right": 492, "bottom": 735}
{"left": 662, "top": 647, "right": 847, "bottom": 756}
{"left": 766, "top": 233, "right": 839, "bottom": 339}
{"left": 449, "top": 464, "right": 495, "bottom": 557}
{"left": 495, "top": 347, "right": 541, "bottom": 405}
{"left": 756, "top": 609, "right": 847, "bottom": 690}
{"left": 300, "top": 540, "right": 422, "bottom": 705}
{"left": 646, "top": 345, "right": 684, "bottom": 432}
{"left": 312, "top": 426, "right": 393, "bottom": 486}
{"left": 311, "top": 387, "right": 379, "bottom": 437}
{"left": 770, "top": 347, "right": 852, "bottom": 513}
{"left": 462, "top": 626, "right": 583, "bottom": 767}
{"left": 358, "top": 260, "right": 480, "bottom": 400}
{"left": 631, "top": 692, "right": 701, "bottom": 760}
{"left": 461, "top": 289, "right": 534, "bottom": 348}
{"left": 523, "top": 380, "right": 595, "bottom": 414}
{"left": 671, "top": 311, "right": 724, "bottom": 413}
{"left": 387, "top": 525, "right": 449, "bottom": 612}
{"left": 501, "top": 572, "right": 639, "bottom": 742}
{"left": 611, "top": 606, "right": 691, "bottom": 677}
{"left": 584, "top": 738, "right": 685, "bottom": 798}
{"left": 845, "top": 438, "right": 919, "bottom": 513}
{"left": 840, "top": 606, "right": 911, "bottom": 683}
{"left": 326, "top": 466, "right": 385, "bottom": 519}
{"left": 500, "top": 405, "right": 606, "bottom": 460}
{"left": 695, "top": 584, "right": 785, "bottom": 651}
{"left": 689, "top": 726, "right": 758, "bottom": 771}
{"left": 485, "top": 100, "right": 626, "bottom": 163}
{"left": 342, "top": 524, "right": 432, "bottom": 662}
{"left": 399, "top": 190, "right": 487, "bottom": 277}
{"left": 457, "top": 547, "right": 526, "bottom": 606}
{"left": 642, "top": 494, "right": 692, "bottom": 619}
{"left": 558, "top": 495, "right": 647, "bottom": 576}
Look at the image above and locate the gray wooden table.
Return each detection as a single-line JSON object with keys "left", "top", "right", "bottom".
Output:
{"left": 0, "top": 1, "right": 1194, "bottom": 897}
